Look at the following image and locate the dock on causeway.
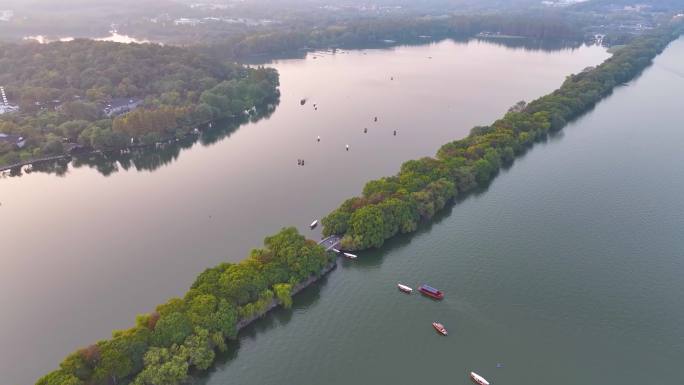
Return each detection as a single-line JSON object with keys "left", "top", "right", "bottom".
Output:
{"left": 318, "top": 235, "right": 341, "bottom": 252}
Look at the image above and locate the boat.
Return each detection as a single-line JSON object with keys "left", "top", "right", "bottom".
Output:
{"left": 432, "top": 322, "right": 447, "bottom": 336}
{"left": 397, "top": 283, "right": 413, "bottom": 293}
{"left": 310, "top": 220, "right": 318, "bottom": 229}
{"left": 418, "top": 284, "right": 444, "bottom": 300}
{"left": 469, "top": 372, "right": 490, "bottom": 385}
{"left": 343, "top": 252, "right": 358, "bottom": 259}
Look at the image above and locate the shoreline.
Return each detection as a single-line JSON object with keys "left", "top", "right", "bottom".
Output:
{"left": 0, "top": 154, "right": 70, "bottom": 172}
{"left": 0, "top": 116, "right": 237, "bottom": 174}
{"left": 235, "top": 260, "right": 338, "bottom": 332}
{"left": 0, "top": 125, "right": 208, "bottom": 173}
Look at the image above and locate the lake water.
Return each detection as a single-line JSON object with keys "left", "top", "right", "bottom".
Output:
{"left": 201, "top": 37, "right": 684, "bottom": 385}
{"left": 0, "top": 39, "right": 612, "bottom": 384}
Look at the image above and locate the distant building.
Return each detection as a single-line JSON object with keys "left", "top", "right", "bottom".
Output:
{"left": 0, "top": 86, "right": 19, "bottom": 114}
{"left": 0, "top": 104, "right": 19, "bottom": 114}
{"left": 104, "top": 98, "right": 142, "bottom": 117}
{"left": 0, "top": 10, "right": 13, "bottom": 22}
{"left": 0, "top": 133, "right": 26, "bottom": 149}
{"left": 174, "top": 18, "right": 201, "bottom": 26}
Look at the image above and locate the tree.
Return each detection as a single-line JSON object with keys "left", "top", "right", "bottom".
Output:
{"left": 41, "top": 134, "right": 64, "bottom": 155}
{"left": 182, "top": 328, "right": 215, "bottom": 370}
{"left": 348, "top": 205, "right": 385, "bottom": 249}
{"left": 132, "top": 347, "right": 188, "bottom": 385}
{"left": 35, "top": 370, "right": 83, "bottom": 385}
{"left": 58, "top": 120, "right": 90, "bottom": 140}
{"left": 152, "top": 312, "right": 192, "bottom": 347}
{"left": 274, "top": 283, "right": 293, "bottom": 309}
{"left": 90, "top": 340, "right": 133, "bottom": 385}
{"left": 186, "top": 294, "right": 218, "bottom": 331}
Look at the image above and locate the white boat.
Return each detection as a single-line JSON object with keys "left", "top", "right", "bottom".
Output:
{"left": 310, "top": 220, "right": 318, "bottom": 229}
{"left": 432, "top": 322, "right": 448, "bottom": 336}
{"left": 470, "top": 372, "right": 490, "bottom": 385}
{"left": 343, "top": 252, "right": 358, "bottom": 259}
{"left": 397, "top": 283, "right": 413, "bottom": 293}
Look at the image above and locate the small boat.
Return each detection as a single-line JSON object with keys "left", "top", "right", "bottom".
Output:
{"left": 432, "top": 322, "right": 447, "bottom": 336}
{"left": 300, "top": 98, "right": 306, "bottom": 105}
{"left": 310, "top": 220, "right": 318, "bottom": 229}
{"left": 397, "top": 283, "right": 413, "bottom": 293}
{"left": 418, "top": 284, "right": 444, "bottom": 300}
{"left": 470, "top": 372, "right": 490, "bottom": 385}
{"left": 343, "top": 252, "right": 358, "bottom": 259}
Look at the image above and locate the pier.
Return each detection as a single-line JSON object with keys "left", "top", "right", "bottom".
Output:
{"left": 0, "top": 155, "right": 70, "bottom": 173}
{"left": 318, "top": 235, "right": 341, "bottom": 252}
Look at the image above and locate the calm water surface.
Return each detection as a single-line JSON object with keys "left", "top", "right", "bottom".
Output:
{"left": 0, "top": 40, "right": 611, "bottom": 384}
{"left": 202, "top": 37, "right": 684, "bottom": 385}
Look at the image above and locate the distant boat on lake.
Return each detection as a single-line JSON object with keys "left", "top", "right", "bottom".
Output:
{"left": 470, "top": 372, "right": 490, "bottom": 385}
{"left": 419, "top": 284, "right": 444, "bottom": 299}
{"left": 310, "top": 220, "right": 318, "bottom": 229}
{"left": 397, "top": 283, "right": 412, "bottom": 293}
{"left": 432, "top": 322, "right": 447, "bottom": 336}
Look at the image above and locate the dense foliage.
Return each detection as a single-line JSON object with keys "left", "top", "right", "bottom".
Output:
{"left": 0, "top": 40, "right": 279, "bottom": 167}
{"left": 322, "top": 23, "right": 682, "bottom": 251}
{"left": 204, "top": 13, "right": 585, "bottom": 60}
{"left": 35, "top": 227, "right": 333, "bottom": 385}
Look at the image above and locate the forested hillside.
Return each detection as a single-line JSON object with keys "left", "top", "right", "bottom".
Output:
{"left": 203, "top": 13, "right": 585, "bottom": 60}
{"left": 0, "top": 40, "right": 279, "bottom": 167}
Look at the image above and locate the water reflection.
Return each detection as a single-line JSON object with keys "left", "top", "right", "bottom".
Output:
{"left": 473, "top": 37, "right": 585, "bottom": 51}
{"left": 6, "top": 103, "right": 277, "bottom": 178}
{"left": 242, "top": 36, "right": 588, "bottom": 65}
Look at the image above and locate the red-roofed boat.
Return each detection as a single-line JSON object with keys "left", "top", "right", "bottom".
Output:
{"left": 419, "top": 284, "right": 444, "bottom": 299}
